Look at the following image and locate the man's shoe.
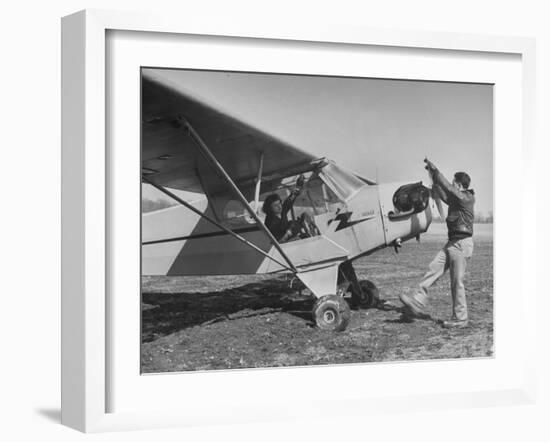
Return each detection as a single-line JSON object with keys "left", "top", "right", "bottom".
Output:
{"left": 442, "top": 319, "right": 469, "bottom": 329}
{"left": 399, "top": 292, "right": 428, "bottom": 318}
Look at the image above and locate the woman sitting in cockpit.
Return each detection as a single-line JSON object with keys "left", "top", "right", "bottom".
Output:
{"left": 262, "top": 175, "right": 320, "bottom": 243}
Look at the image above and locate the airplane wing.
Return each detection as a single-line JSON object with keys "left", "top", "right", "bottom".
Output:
{"left": 142, "top": 69, "right": 318, "bottom": 197}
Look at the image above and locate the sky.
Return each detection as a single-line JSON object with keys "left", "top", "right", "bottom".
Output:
{"left": 143, "top": 69, "right": 493, "bottom": 214}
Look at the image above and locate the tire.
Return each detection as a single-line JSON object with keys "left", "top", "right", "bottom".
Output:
{"left": 312, "top": 295, "right": 351, "bottom": 331}
{"left": 351, "top": 280, "right": 380, "bottom": 308}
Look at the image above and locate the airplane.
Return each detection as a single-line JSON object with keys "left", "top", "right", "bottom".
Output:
{"left": 141, "top": 69, "right": 435, "bottom": 332}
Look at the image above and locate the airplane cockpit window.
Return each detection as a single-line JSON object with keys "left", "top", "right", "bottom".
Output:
{"left": 219, "top": 168, "right": 356, "bottom": 235}
{"left": 222, "top": 199, "right": 255, "bottom": 225}
{"left": 292, "top": 173, "right": 341, "bottom": 216}
{"left": 256, "top": 171, "right": 345, "bottom": 237}
{"left": 319, "top": 162, "right": 366, "bottom": 201}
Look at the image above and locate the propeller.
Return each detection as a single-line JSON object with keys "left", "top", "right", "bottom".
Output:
{"left": 425, "top": 159, "right": 446, "bottom": 220}
{"left": 430, "top": 184, "right": 446, "bottom": 220}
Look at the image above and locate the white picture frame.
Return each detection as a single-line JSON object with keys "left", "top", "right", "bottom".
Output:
{"left": 61, "top": 9, "right": 537, "bottom": 433}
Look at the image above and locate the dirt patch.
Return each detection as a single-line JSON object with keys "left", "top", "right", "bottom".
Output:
{"left": 141, "top": 229, "right": 493, "bottom": 373}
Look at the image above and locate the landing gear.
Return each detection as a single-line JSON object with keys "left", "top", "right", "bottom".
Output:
{"left": 303, "top": 260, "right": 379, "bottom": 331}
{"left": 312, "top": 295, "right": 351, "bottom": 331}
{"left": 338, "top": 261, "right": 380, "bottom": 309}
{"left": 352, "top": 280, "right": 380, "bottom": 309}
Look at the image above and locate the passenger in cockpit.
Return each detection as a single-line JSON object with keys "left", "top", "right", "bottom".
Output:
{"left": 262, "top": 175, "right": 319, "bottom": 243}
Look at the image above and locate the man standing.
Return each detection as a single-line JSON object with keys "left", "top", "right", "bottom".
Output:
{"left": 399, "top": 158, "right": 475, "bottom": 328}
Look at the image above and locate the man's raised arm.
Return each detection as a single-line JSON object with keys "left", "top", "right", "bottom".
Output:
{"left": 432, "top": 182, "right": 449, "bottom": 204}
{"left": 424, "top": 159, "right": 466, "bottom": 201}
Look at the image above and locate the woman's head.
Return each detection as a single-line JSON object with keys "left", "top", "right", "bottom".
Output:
{"left": 262, "top": 193, "right": 282, "bottom": 216}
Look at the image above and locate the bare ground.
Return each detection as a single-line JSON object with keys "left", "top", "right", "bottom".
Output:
{"left": 141, "top": 224, "right": 493, "bottom": 373}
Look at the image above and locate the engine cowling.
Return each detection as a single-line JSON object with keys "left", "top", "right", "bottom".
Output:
{"left": 390, "top": 182, "right": 431, "bottom": 218}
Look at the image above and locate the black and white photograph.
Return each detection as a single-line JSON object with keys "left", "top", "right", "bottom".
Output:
{"left": 3, "top": 0, "right": 546, "bottom": 438}
{"left": 140, "top": 68, "right": 493, "bottom": 373}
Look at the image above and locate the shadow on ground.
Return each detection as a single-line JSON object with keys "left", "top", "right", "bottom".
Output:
{"left": 142, "top": 274, "right": 405, "bottom": 343}
{"left": 142, "top": 278, "right": 317, "bottom": 342}
{"left": 141, "top": 233, "right": 493, "bottom": 372}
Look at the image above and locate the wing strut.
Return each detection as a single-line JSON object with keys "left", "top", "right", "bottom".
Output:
{"left": 254, "top": 153, "right": 264, "bottom": 214}
{"left": 143, "top": 176, "right": 295, "bottom": 272}
{"left": 179, "top": 116, "right": 298, "bottom": 272}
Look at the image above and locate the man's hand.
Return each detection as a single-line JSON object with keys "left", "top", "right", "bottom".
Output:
{"left": 424, "top": 158, "right": 437, "bottom": 172}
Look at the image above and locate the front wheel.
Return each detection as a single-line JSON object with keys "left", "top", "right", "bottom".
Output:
{"left": 312, "top": 295, "right": 351, "bottom": 331}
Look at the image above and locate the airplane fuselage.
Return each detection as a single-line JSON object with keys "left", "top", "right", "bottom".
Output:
{"left": 142, "top": 180, "right": 433, "bottom": 276}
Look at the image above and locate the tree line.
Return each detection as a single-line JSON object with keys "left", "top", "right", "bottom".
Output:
{"left": 432, "top": 210, "right": 493, "bottom": 223}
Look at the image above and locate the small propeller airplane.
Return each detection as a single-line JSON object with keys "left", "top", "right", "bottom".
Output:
{"left": 141, "top": 69, "right": 436, "bottom": 331}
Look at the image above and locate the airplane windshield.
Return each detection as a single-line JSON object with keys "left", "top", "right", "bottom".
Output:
{"left": 320, "top": 162, "right": 366, "bottom": 201}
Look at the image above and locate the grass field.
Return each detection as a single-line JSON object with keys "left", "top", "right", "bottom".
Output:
{"left": 141, "top": 223, "right": 493, "bottom": 373}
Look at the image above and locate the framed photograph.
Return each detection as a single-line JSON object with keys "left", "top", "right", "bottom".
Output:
{"left": 61, "top": 9, "right": 536, "bottom": 433}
